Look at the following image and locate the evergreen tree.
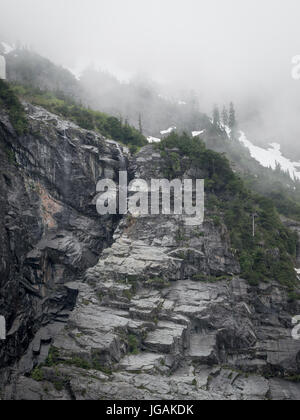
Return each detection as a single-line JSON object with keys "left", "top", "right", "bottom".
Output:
{"left": 138, "top": 113, "right": 143, "bottom": 134}
{"left": 229, "top": 102, "right": 236, "bottom": 130}
{"left": 222, "top": 106, "right": 229, "bottom": 127}
{"left": 118, "top": 113, "right": 123, "bottom": 125}
{"left": 213, "top": 105, "right": 220, "bottom": 127}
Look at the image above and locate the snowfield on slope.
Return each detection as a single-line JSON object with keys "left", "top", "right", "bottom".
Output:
{"left": 147, "top": 136, "right": 161, "bottom": 144}
{"left": 0, "top": 41, "right": 15, "bottom": 54}
{"left": 239, "top": 131, "right": 300, "bottom": 181}
{"left": 148, "top": 129, "right": 206, "bottom": 143}
{"left": 192, "top": 130, "right": 206, "bottom": 137}
{"left": 160, "top": 126, "right": 176, "bottom": 136}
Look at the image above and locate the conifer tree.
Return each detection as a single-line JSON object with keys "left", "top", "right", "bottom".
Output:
{"left": 213, "top": 105, "right": 220, "bottom": 127}
{"left": 229, "top": 102, "right": 236, "bottom": 129}
{"left": 138, "top": 113, "right": 143, "bottom": 134}
{"left": 222, "top": 106, "right": 229, "bottom": 127}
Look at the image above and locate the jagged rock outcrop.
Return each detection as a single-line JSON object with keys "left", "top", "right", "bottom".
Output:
{"left": 4, "top": 144, "right": 300, "bottom": 400}
{"left": 0, "top": 103, "right": 127, "bottom": 385}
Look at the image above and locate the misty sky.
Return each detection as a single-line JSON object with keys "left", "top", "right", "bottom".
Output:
{"left": 1, "top": 0, "right": 300, "bottom": 148}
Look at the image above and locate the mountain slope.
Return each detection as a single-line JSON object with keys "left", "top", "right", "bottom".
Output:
{"left": 1, "top": 58, "right": 300, "bottom": 400}
{"left": 195, "top": 124, "right": 300, "bottom": 223}
{"left": 4, "top": 140, "right": 300, "bottom": 400}
{"left": 239, "top": 132, "right": 300, "bottom": 181}
{"left": 3, "top": 47, "right": 210, "bottom": 138}
{"left": 0, "top": 83, "right": 127, "bottom": 384}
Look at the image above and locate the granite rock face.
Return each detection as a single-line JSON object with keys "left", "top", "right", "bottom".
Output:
{"left": 0, "top": 104, "right": 126, "bottom": 384}
{"left": 2, "top": 144, "right": 300, "bottom": 400}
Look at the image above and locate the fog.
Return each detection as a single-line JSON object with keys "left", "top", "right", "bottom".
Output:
{"left": 1, "top": 0, "right": 300, "bottom": 155}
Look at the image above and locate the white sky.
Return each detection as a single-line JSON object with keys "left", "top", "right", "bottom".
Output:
{"left": 0, "top": 0, "right": 299, "bottom": 85}
{"left": 1, "top": 0, "right": 300, "bottom": 148}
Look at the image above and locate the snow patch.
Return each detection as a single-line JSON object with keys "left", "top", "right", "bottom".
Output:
{"left": 225, "top": 127, "right": 232, "bottom": 138}
{"left": 158, "top": 94, "right": 169, "bottom": 102}
{"left": 0, "top": 56, "right": 6, "bottom": 80}
{"left": 223, "top": 125, "right": 232, "bottom": 138}
{"left": 1, "top": 42, "right": 14, "bottom": 54}
{"left": 239, "top": 131, "right": 300, "bottom": 181}
{"left": 218, "top": 123, "right": 232, "bottom": 138}
{"left": 192, "top": 130, "right": 206, "bottom": 137}
{"left": 160, "top": 126, "right": 176, "bottom": 136}
{"left": 147, "top": 136, "right": 161, "bottom": 144}
{"left": 158, "top": 94, "right": 186, "bottom": 106}
{"left": 66, "top": 67, "right": 82, "bottom": 81}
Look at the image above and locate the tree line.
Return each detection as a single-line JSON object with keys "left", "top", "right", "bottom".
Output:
{"left": 213, "top": 102, "right": 237, "bottom": 132}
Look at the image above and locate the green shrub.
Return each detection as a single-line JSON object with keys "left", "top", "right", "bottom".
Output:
{"left": 53, "top": 381, "right": 64, "bottom": 392}
{"left": 287, "top": 292, "right": 300, "bottom": 302}
{"left": 0, "top": 80, "right": 28, "bottom": 135}
{"left": 128, "top": 335, "right": 140, "bottom": 355}
{"left": 45, "top": 346, "right": 60, "bottom": 367}
{"left": 5, "top": 147, "right": 16, "bottom": 165}
{"left": 123, "top": 289, "right": 133, "bottom": 301}
{"left": 192, "top": 273, "right": 231, "bottom": 283}
{"left": 68, "top": 357, "right": 92, "bottom": 370}
{"left": 286, "top": 375, "right": 300, "bottom": 383}
{"left": 192, "top": 273, "right": 208, "bottom": 282}
{"left": 31, "top": 367, "right": 44, "bottom": 382}
{"left": 146, "top": 277, "right": 171, "bottom": 289}
{"left": 158, "top": 132, "right": 298, "bottom": 288}
{"left": 10, "top": 83, "right": 147, "bottom": 150}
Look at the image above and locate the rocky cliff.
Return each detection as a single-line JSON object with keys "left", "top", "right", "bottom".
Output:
{"left": 0, "top": 102, "right": 127, "bottom": 388}
{"left": 1, "top": 103, "right": 300, "bottom": 400}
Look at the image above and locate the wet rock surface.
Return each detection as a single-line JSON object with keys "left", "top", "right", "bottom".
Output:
{"left": 1, "top": 113, "right": 300, "bottom": 400}
{"left": 0, "top": 104, "right": 126, "bottom": 385}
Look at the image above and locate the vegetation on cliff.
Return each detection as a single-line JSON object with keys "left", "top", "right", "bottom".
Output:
{"left": 158, "top": 132, "right": 298, "bottom": 288}
{"left": 10, "top": 83, "right": 147, "bottom": 152}
{"left": 1, "top": 75, "right": 298, "bottom": 290}
{"left": 202, "top": 123, "right": 300, "bottom": 223}
{"left": 0, "top": 79, "right": 28, "bottom": 135}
